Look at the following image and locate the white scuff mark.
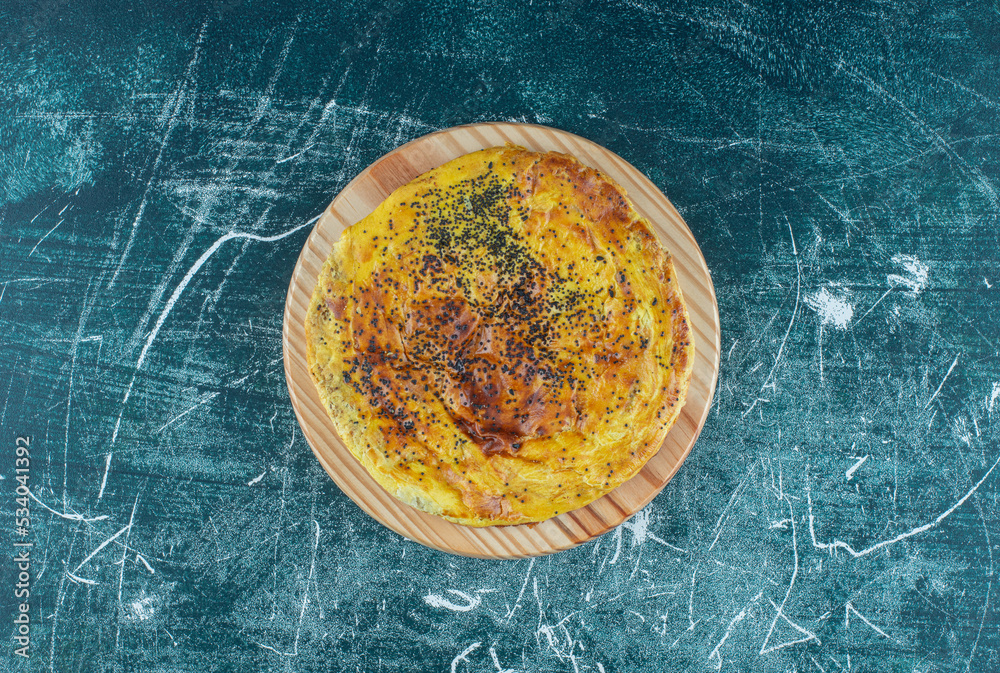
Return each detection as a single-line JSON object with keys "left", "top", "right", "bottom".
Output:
{"left": 818, "top": 323, "right": 824, "bottom": 381}
{"left": 71, "top": 522, "right": 131, "bottom": 575}
{"left": 760, "top": 499, "right": 820, "bottom": 654}
{"left": 846, "top": 602, "right": 897, "bottom": 642}
{"left": 111, "top": 214, "right": 319, "bottom": 445}
{"left": 504, "top": 558, "right": 534, "bottom": 623}
{"left": 64, "top": 286, "right": 95, "bottom": 514}
{"left": 157, "top": 391, "right": 220, "bottom": 433}
{"left": 808, "top": 451, "right": 1000, "bottom": 558}
{"left": 66, "top": 571, "right": 98, "bottom": 586}
{"left": 954, "top": 417, "right": 973, "bottom": 446}
{"left": 926, "top": 354, "right": 960, "bottom": 409}
{"left": 28, "top": 219, "right": 65, "bottom": 258}
{"left": 27, "top": 489, "right": 109, "bottom": 522}
{"left": 136, "top": 553, "right": 155, "bottom": 574}
{"left": 625, "top": 507, "right": 651, "bottom": 546}
{"left": 770, "top": 519, "right": 790, "bottom": 530}
{"left": 621, "top": 507, "right": 687, "bottom": 553}
{"left": 708, "top": 591, "right": 763, "bottom": 670}
{"left": 606, "top": 526, "right": 623, "bottom": 566}
{"left": 275, "top": 145, "right": 314, "bottom": 164}
{"left": 489, "top": 646, "right": 518, "bottom": 673}
{"left": 709, "top": 461, "right": 757, "bottom": 550}
{"left": 450, "top": 642, "right": 482, "bottom": 673}
{"left": 687, "top": 566, "right": 700, "bottom": 631}
{"left": 839, "top": 62, "right": 999, "bottom": 207}
{"left": 537, "top": 617, "right": 584, "bottom": 673}
{"left": 989, "top": 383, "right": 1000, "bottom": 418}
{"left": 425, "top": 589, "right": 482, "bottom": 613}
{"left": 127, "top": 596, "right": 156, "bottom": 622}
{"left": 805, "top": 286, "right": 854, "bottom": 330}
{"left": 985, "top": 277, "right": 992, "bottom": 289}
{"left": 115, "top": 493, "right": 141, "bottom": 652}
{"left": 97, "top": 453, "right": 112, "bottom": 500}
{"left": 109, "top": 20, "right": 210, "bottom": 289}
{"left": 247, "top": 471, "right": 266, "bottom": 486}
{"left": 887, "top": 254, "right": 929, "bottom": 294}
{"left": 256, "top": 519, "right": 320, "bottom": 657}
{"left": 741, "top": 396, "right": 769, "bottom": 419}
{"left": 852, "top": 287, "right": 893, "bottom": 328}
{"left": 753, "top": 217, "right": 801, "bottom": 398}
{"left": 845, "top": 455, "right": 868, "bottom": 481}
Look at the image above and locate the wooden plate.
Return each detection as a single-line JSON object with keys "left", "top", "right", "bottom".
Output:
{"left": 282, "top": 122, "right": 720, "bottom": 558}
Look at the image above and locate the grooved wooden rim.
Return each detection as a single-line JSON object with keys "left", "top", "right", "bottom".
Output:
{"left": 282, "top": 123, "right": 720, "bottom": 558}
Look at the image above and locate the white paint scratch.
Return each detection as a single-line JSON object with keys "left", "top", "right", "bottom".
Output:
{"left": 256, "top": 519, "right": 320, "bottom": 657}
{"left": 275, "top": 145, "right": 314, "bottom": 164}
{"left": 761, "top": 499, "right": 820, "bottom": 654}
{"left": 109, "top": 20, "right": 209, "bottom": 289}
{"left": 989, "top": 382, "right": 1000, "bottom": 418}
{"left": 846, "top": 602, "right": 897, "bottom": 642}
{"left": 451, "top": 642, "right": 482, "bottom": 673}
{"left": 293, "top": 520, "right": 320, "bottom": 654}
{"left": 71, "top": 522, "right": 131, "bottom": 575}
{"left": 887, "top": 253, "right": 929, "bottom": 294}
{"left": 156, "top": 391, "right": 220, "bottom": 433}
{"left": 747, "top": 218, "right": 800, "bottom": 414}
{"left": 621, "top": 507, "right": 687, "bottom": 553}
{"left": 709, "top": 461, "right": 756, "bottom": 551}
{"left": 115, "top": 492, "right": 141, "bottom": 652}
{"left": 66, "top": 571, "right": 98, "bottom": 586}
{"left": 852, "top": 287, "right": 892, "bottom": 328}
{"left": 136, "top": 553, "right": 155, "bottom": 574}
{"left": 97, "top": 453, "right": 112, "bottom": 501}
{"left": 28, "top": 218, "right": 64, "bottom": 258}
{"left": 127, "top": 596, "right": 156, "bottom": 622}
{"left": 926, "top": 354, "right": 960, "bottom": 409}
{"left": 425, "top": 589, "right": 482, "bottom": 612}
{"left": 809, "top": 452, "right": 1000, "bottom": 558}
{"left": 505, "top": 558, "right": 534, "bottom": 622}
{"left": 489, "top": 646, "right": 518, "bottom": 673}
{"left": 111, "top": 215, "right": 318, "bottom": 445}
{"left": 247, "top": 471, "right": 266, "bottom": 486}
{"left": 27, "top": 489, "right": 109, "bottom": 522}
{"left": 805, "top": 286, "right": 854, "bottom": 330}
{"left": 708, "top": 592, "right": 763, "bottom": 670}
{"left": 845, "top": 455, "right": 868, "bottom": 481}
{"left": 841, "top": 63, "right": 999, "bottom": 207}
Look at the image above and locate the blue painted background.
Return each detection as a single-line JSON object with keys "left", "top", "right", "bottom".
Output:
{"left": 2, "top": 1, "right": 999, "bottom": 670}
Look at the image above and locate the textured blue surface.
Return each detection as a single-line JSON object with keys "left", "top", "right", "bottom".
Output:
{"left": 2, "top": 1, "right": 1000, "bottom": 671}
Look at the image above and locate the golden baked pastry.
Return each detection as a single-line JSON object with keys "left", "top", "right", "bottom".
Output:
{"left": 305, "top": 145, "right": 693, "bottom": 526}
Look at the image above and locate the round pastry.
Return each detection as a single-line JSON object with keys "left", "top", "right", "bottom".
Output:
{"left": 305, "top": 144, "right": 693, "bottom": 526}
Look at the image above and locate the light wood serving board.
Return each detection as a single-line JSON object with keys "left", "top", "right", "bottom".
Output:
{"left": 283, "top": 123, "right": 720, "bottom": 559}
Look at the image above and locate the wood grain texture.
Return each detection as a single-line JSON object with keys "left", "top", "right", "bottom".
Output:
{"left": 282, "top": 123, "right": 720, "bottom": 558}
